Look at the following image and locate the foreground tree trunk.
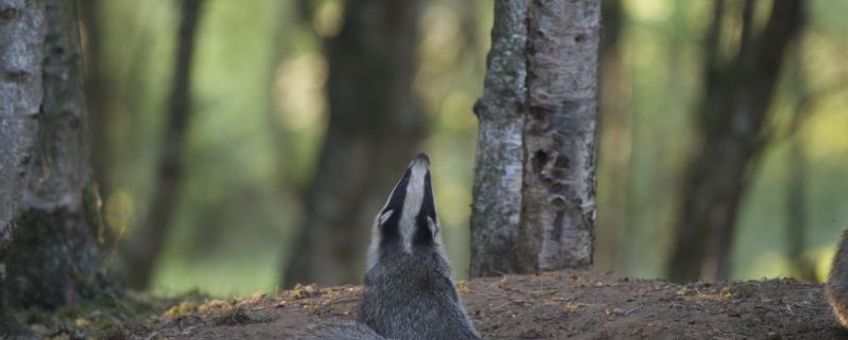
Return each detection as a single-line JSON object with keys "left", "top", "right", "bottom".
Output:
{"left": 116, "top": 0, "right": 204, "bottom": 290}
{"left": 0, "top": 0, "right": 46, "bottom": 333}
{"left": 667, "top": 0, "right": 804, "bottom": 282}
{"left": 282, "top": 0, "right": 425, "bottom": 287}
{"left": 0, "top": 0, "right": 104, "bottom": 312}
{"left": 470, "top": 0, "right": 600, "bottom": 277}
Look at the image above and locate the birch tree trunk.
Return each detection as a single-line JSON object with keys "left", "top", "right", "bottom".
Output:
{"left": 1, "top": 0, "right": 104, "bottom": 309}
{"left": 471, "top": 0, "right": 600, "bottom": 277}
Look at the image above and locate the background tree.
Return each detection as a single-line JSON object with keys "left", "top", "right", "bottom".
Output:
{"left": 780, "top": 44, "right": 848, "bottom": 281}
{"left": 470, "top": 0, "right": 601, "bottom": 276}
{"left": 282, "top": 0, "right": 427, "bottom": 287}
{"left": 0, "top": 0, "right": 105, "bottom": 317}
{"left": 78, "top": 0, "right": 113, "bottom": 201}
{"left": 116, "top": 0, "right": 205, "bottom": 290}
{"left": 22, "top": 0, "right": 844, "bottom": 296}
{"left": 667, "top": 0, "right": 805, "bottom": 282}
{"left": 594, "top": 0, "right": 631, "bottom": 271}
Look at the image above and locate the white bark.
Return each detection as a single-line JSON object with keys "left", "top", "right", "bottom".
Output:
{"left": 469, "top": 0, "right": 528, "bottom": 276}
{"left": 471, "top": 0, "right": 600, "bottom": 275}
{"left": 1, "top": 0, "right": 102, "bottom": 308}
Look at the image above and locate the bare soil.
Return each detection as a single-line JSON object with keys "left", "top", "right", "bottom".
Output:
{"left": 107, "top": 269, "right": 841, "bottom": 340}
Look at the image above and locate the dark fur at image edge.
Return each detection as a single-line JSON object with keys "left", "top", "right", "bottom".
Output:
{"left": 827, "top": 230, "right": 848, "bottom": 328}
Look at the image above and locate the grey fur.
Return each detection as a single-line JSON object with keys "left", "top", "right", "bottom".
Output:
{"left": 296, "top": 320, "right": 386, "bottom": 340}
{"left": 359, "top": 154, "right": 481, "bottom": 340}
{"left": 302, "top": 154, "right": 480, "bottom": 339}
{"left": 827, "top": 229, "right": 848, "bottom": 328}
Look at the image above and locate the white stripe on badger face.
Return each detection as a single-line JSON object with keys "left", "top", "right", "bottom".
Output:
{"left": 399, "top": 159, "right": 428, "bottom": 253}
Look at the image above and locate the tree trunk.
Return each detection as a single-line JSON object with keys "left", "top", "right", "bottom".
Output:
{"left": 78, "top": 0, "right": 112, "bottom": 200}
{"left": 116, "top": 0, "right": 204, "bottom": 290}
{"left": 0, "top": 0, "right": 46, "bottom": 333}
{"left": 785, "top": 136, "right": 814, "bottom": 280}
{"left": 470, "top": 0, "right": 600, "bottom": 277}
{"left": 282, "top": 0, "right": 426, "bottom": 287}
{"left": 594, "top": 0, "right": 630, "bottom": 271}
{"left": 1, "top": 0, "right": 104, "bottom": 309}
{"left": 667, "top": 0, "right": 804, "bottom": 282}
{"left": 784, "top": 49, "right": 816, "bottom": 281}
{"left": 469, "top": 0, "right": 529, "bottom": 277}
{"left": 0, "top": 0, "right": 45, "bottom": 246}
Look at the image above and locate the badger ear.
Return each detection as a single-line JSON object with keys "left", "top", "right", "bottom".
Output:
{"left": 377, "top": 210, "right": 394, "bottom": 226}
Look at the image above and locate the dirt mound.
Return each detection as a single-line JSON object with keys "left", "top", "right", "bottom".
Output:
{"left": 140, "top": 270, "right": 844, "bottom": 339}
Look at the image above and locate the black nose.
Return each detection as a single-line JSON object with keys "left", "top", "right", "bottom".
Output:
{"left": 413, "top": 153, "right": 430, "bottom": 165}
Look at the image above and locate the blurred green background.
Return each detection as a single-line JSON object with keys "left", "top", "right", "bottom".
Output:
{"left": 81, "top": 0, "right": 848, "bottom": 297}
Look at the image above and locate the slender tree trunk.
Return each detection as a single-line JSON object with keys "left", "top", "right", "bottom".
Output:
{"left": 667, "top": 0, "right": 804, "bottom": 282}
{"left": 282, "top": 0, "right": 426, "bottom": 287}
{"left": 0, "top": 0, "right": 105, "bottom": 311}
{"left": 469, "top": 0, "right": 528, "bottom": 276}
{"left": 595, "top": 0, "right": 630, "bottom": 271}
{"left": 78, "top": 0, "right": 112, "bottom": 200}
{"left": 470, "top": 0, "right": 600, "bottom": 277}
{"left": 784, "top": 49, "right": 816, "bottom": 281}
{"left": 116, "top": 0, "right": 204, "bottom": 290}
{"left": 786, "top": 136, "right": 814, "bottom": 280}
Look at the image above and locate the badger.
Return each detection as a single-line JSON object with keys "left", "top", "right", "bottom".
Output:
{"left": 827, "top": 230, "right": 848, "bottom": 329}
{"left": 299, "top": 153, "right": 480, "bottom": 339}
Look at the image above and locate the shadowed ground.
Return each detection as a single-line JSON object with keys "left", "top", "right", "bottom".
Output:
{"left": 122, "top": 270, "right": 843, "bottom": 339}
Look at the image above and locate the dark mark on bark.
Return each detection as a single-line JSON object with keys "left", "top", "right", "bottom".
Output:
{"left": 554, "top": 155, "right": 569, "bottom": 169}
{"left": 529, "top": 106, "right": 548, "bottom": 121}
{"left": 0, "top": 6, "right": 21, "bottom": 21}
{"left": 5, "top": 71, "right": 31, "bottom": 82}
{"left": 533, "top": 149, "right": 549, "bottom": 173}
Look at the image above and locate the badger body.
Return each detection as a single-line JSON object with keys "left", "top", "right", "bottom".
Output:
{"left": 300, "top": 153, "right": 480, "bottom": 340}
{"left": 827, "top": 230, "right": 848, "bottom": 328}
{"left": 296, "top": 320, "right": 384, "bottom": 340}
{"left": 360, "top": 243, "right": 479, "bottom": 339}
{"left": 359, "top": 153, "right": 480, "bottom": 340}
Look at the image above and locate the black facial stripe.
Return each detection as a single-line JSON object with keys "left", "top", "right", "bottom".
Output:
{"left": 380, "top": 167, "right": 411, "bottom": 246}
{"left": 382, "top": 167, "right": 411, "bottom": 215}
{"left": 413, "top": 171, "right": 437, "bottom": 246}
{"left": 423, "top": 171, "right": 436, "bottom": 221}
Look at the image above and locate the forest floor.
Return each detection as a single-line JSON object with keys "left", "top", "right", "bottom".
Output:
{"left": 13, "top": 269, "right": 846, "bottom": 339}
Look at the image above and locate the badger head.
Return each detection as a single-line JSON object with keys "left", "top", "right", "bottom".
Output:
{"left": 366, "top": 153, "right": 441, "bottom": 271}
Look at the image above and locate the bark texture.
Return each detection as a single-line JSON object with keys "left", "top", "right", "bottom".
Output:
{"left": 2, "top": 0, "right": 103, "bottom": 309}
{"left": 116, "top": 0, "right": 204, "bottom": 290}
{"left": 471, "top": 0, "right": 600, "bottom": 276}
{"left": 0, "top": 0, "right": 46, "bottom": 330}
{"left": 0, "top": 0, "right": 45, "bottom": 250}
{"left": 667, "top": 0, "right": 804, "bottom": 282}
{"left": 283, "top": 0, "right": 425, "bottom": 287}
{"left": 469, "top": 0, "right": 528, "bottom": 276}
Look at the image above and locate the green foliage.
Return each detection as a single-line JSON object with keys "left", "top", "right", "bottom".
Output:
{"left": 89, "top": 0, "right": 848, "bottom": 297}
